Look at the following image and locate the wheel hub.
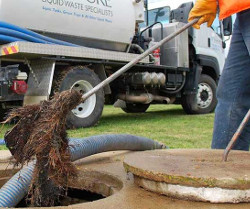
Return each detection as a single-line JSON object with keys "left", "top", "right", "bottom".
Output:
{"left": 197, "top": 82, "right": 213, "bottom": 109}
{"left": 71, "top": 80, "right": 96, "bottom": 118}
{"left": 200, "top": 90, "right": 209, "bottom": 101}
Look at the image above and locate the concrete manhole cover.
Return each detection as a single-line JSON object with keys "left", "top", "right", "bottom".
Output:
{"left": 123, "top": 149, "right": 250, "bottom": 203}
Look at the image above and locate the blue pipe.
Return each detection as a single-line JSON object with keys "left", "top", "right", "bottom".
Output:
{"left": 0, "top": 27, "right": 53, "bottom": 44}
{"left": 0, "top": 35, "right": 26, "bottom": 43}
{"left": 0, "top": 135, "right": 165, "bottom": 207}
{"left": 69, "top": 135, "right": 164, "bottom": 161}
{"left": 0, "top": 163, "right": 35, "bottom": 207}
{"left": 0, "top": 21, "right": 78, "bottom": 47}
{"left": 0, "top": 139, "right": 5, "bottom": 145}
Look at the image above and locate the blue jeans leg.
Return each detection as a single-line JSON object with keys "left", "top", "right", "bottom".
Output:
{"left": 212, "top": 10, "right": 250, "bottom": 151}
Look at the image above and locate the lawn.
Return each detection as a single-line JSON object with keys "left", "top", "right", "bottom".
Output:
{"left": 0, "top": 104, "right": 215, "bottom": 150}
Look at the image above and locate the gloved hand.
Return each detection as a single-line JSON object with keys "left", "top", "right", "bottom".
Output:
{"left": 188, "top": 0, "right": 217, "bottom": 29}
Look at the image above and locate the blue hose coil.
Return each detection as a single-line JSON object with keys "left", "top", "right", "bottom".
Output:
{"left": 0, "top": 135, "right": 165, "bottom": 207}
{"left": 0, "top": 163, "right": 35, "bottom": 207}
{"left": 69, "top": 134, "right": 164, "bottom": 161}
{"left": 0, "top": 21, "right": 79, "bottom": 47}
{"left": 0, "top": 139, "right": 5, "bottom": 145}
{"left": 0, "top": 35, "right": 26, "bottom": 43}
{"left": 0, "top": 27, "right": 53, "bottom": 44}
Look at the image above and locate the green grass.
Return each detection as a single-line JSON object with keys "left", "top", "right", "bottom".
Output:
{"left": 70, "top": 104, "right": 214, "bottom": 149}
{"left": 0, "top": 105, "right": 215, "bottom": 150}
{"left": 0, "top": 124, "right": 12, "bottom": 150}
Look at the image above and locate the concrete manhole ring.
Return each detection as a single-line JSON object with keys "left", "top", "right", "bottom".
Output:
{"left": 123, "top": 149, "right": 250, "bottom": 203}
{"left": 68, "top": 169, "right": 123, "bottom": 198}
{"left": 0, "top": 168, "right": 123, "bottom": 207}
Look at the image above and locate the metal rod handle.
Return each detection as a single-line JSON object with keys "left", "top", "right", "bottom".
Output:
{"left": 223, "top": 109, "right": 250, "bottom": 161}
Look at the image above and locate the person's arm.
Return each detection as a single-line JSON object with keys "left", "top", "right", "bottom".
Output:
{"left": 188, "top": 0, "right": 217, "bottom": 29}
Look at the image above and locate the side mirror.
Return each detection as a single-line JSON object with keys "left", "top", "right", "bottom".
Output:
{"left": 223, "top": 16, "right": 232, "bottom": 36}
{"left": 155, "top": 11, "right": 166, "bottom": 17}
{"left": 170, "top": 2, "right": 193, "bottom": 23}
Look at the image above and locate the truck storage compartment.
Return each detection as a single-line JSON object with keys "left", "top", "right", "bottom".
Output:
{"left": 144, "top": 22, "right": 189, "bottom": 68}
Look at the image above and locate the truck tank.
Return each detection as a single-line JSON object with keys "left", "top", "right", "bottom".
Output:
{"left": 0, "top": 0, "right": 144, "bottom": 51}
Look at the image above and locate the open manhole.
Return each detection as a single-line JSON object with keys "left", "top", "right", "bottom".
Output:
{"left": 0, "top": 169, "right": 123, "bottom": 207}
{"left": 16, "top": 188, "right": 105, "bottom": 207}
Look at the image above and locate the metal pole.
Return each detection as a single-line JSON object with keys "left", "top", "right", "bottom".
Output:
{"left": 81, "top": 18, "right": 199, "bottom": 102}
{"left": 145, "top": 0, "right": 149, "bottom": 26}
{"left": 223, "top": 109, "right": 250, "bottom": 162}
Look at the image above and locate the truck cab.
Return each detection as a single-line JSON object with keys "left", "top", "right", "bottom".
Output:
{"left": 137, "top": 0, "right": 232, "bottom": 114}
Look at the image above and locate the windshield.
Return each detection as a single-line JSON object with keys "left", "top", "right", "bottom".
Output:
{"left": 139, "top": 6, "right": 170, "bottom": 28}
{"left": 211, "top": 14, "right": 221, "bottom": 35}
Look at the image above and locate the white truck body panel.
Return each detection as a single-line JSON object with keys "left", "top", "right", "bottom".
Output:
{"left": 194, "top": 24, "right": 225, "bottom": 74}
{"left": 0, "top": 0, "right": 144, "bottom": 51}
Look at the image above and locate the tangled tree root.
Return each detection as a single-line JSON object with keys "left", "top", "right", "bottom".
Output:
{"left": 3, "top": 90, "right": 83, "bottom": 207}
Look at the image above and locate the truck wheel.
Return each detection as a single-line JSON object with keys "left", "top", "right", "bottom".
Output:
{"left": 53, "top": 66, "right": 104, "bottom": 128}
{"left": 121, "top": 103, "right": 150, "bottom": 113}
{"left": 0, "top": 108, "right": 9, "bottom": 122}
{"left": 181, "top": 74, "right": 217, "bottom": 114}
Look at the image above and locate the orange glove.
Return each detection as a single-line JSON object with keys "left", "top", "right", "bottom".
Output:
{"left": 188, "top": 0, "right": 217, "bottom": 29}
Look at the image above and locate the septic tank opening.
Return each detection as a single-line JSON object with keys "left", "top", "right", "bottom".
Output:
{"left": 16, "top": 187, "right": 105, "bottom": 207}
{"left": 0, "top": 169, "right": 123, "bottom": 208}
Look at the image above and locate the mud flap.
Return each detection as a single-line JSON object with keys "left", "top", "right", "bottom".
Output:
{"left": 182, "top": 64, "right": 202, "bottom": 111}
{"left": 24, "top": 59, "right": 55, "bottom": 105}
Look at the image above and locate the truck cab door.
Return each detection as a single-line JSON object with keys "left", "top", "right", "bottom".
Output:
{"left": 193, "top": 15, "right": 225, "bottom": 76}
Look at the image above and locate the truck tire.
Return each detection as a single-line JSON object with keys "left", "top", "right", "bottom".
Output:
{"left": 53, "top": 66, "right": 104, "bottom": 128}
{"left": 0, "top": 108, "right": 9, "bottom": 122}
{"left": 181, "top": 74, "right": 217, "bottom": 114}
{"left": 122, "top": 103, "right": 150, "bottom": 113}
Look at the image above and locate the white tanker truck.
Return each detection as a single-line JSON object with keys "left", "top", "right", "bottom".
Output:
{"left": 0, "top": 0, "right": 232, "bottom": 128}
